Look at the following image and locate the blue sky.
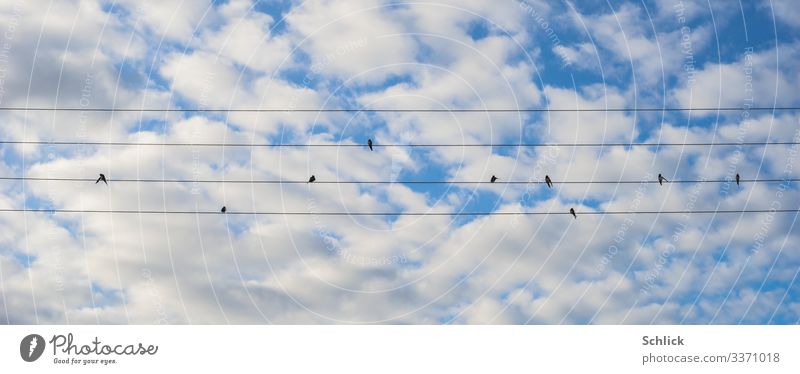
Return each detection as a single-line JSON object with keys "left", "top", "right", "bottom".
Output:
{"left": 0, "top": 0, "right": 798, "bottom": 324}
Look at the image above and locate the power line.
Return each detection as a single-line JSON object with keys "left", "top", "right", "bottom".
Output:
{"left": 0, "top": 177, "right": 796, "bottom": 185}
{"left": 0, "top": 208, "right": 797, "bottom": 216}
{"left": 0, "top": 140, "right": 797, "bottom": 148}
{"left": 0, "top": 106, "right": 798, "bottom": 113}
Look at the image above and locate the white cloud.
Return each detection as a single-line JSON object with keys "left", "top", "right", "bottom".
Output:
{"left": 203, "top": 0, "right": 295, "bottom": 73}
{"left": 117, "top": 0, "right": 216, "bottom": 42}
{"left": 673, "top": 43, "right": 800, "bottom": 110}
{"left": 0, "top": 0, "right": 798, "bottom": 325}
{"left": 762, "top": 0, "right": 800, "bottom": 28}
{"left": 285, "top": 0, "right": 416, "bottom": 81}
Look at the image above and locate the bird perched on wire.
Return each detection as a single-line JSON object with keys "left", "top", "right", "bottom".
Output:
{"left": 490, "top": 175, "right": 499, "bottom": 183}
{"left": 569, "top": 208, "right": 577, "bottom": 219}
{"left": 658, "top": 174, "right": 668, "bottom": 186}
{"left": 308, "top": 175, "right": 316, "bottom": 183}
{"left": 545, "top": 175, "right": 553, "bottom": 188}
{"left": 221, "top": 206, "right": 226, "bottom": 213}
{"left": 95, "top": 173, "right": 108, "bottom": 185}
{"left": 368, "top": 138, "right": 373, "bottom": 151}
{"left": 736, "top": 173, "right": 740, "bottom": 187}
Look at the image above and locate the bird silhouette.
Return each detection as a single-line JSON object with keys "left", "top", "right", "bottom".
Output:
{"left": 545, "top": 175, "right": 552, "bottom": 188}
{"left": 368, "top": 138, "right": 373, "bottom": 151}
{"left": 221, "top": 206, "right": 226, "bottom": 213}
{"left": 736, "top": 173, "right": 740, "bottom": 187}
{"left": 491, "top": 175, "right": 499, "bottom": 183}
{"left": 658, "top": 174, "right": 668, "bottom": 186}
{"left": 308, "top": 175, "right": 316, "bottom": 183}
{"left": 95, "top": 173, "right": 107, "bottom": 185}
{"left": 569, "top": 208, "right": 577, "bottom": 219}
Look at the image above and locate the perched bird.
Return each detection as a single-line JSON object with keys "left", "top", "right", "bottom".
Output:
{"left": 569, "top": 208, "right": 577, "bottom": 219}
{"left": 490, "top": 175, "right": 499, "bottom": 183}
{"left": 95, "top": 173, "right": 108, "bottom": 185}
{"left": 736, "top": 173, "right": 740, "bottom": 187}
{"left": 368, "top": 138, "right": 373, "bottom": 151}
{"left": 221, "top": 206, "right": 226, "bottom": 213}
{"left": 658, "top": 174, "right": 668, "bottom": 186}
{"left": 545, "top": 175, "right": 553, "bottom": 188}
{"left": 308, "top": 175, "right": 316, "bottom": 183}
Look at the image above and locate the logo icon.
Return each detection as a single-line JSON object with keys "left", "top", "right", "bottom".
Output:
{"left": 20, "top": 334, "right": 45, "bottom": 362}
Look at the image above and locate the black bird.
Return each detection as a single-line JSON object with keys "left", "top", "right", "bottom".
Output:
{"left": 308, "top": 175, "right": 316, "bottom": 183}
{"left": 569, "top": 208, "right": 577, "bottom": 219}
{"left": 95, "top": 173, "right": 108, "bottom": 185}
{"left": 221, "top": 206, "right": 226, "bottom": 213}
{"left": 545, "top": 175, "right": 553, "bottom": 188}
{"left": 736, "top": 173, "right": 740, "bottom": 187}
{"left": 658, "top": 174, "right": 668, "bottom": 186}
{"left": 490, "top": 175, "right": 499, "bottom": 183}
{"left": 368, "top": 138, "right": 373, "bottom": 151}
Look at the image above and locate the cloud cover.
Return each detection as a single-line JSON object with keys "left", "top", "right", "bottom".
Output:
{"left": 0, "top": 0, "right": 798, "bottom": 324}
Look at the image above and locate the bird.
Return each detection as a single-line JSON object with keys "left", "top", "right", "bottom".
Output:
{"left": 545, "top": 175, "right": 553, "bottom": 188}
{"left": 490, "top": 175, "right": 499, "bottom": 183}
{"left": 308, "top": 175, "right": 316, "bottom": 183}
{"left": 368, "top": 138, "right": 373, "bottom": 151}
{"left": 658, "top": 174, "right": 668, "bottom": 186}
{"left": 95, "top": 173, "right": 107, "bottom": 185}
{"left": 736, "top": 173, "right": 740, "bottom": 187}
{"left": 569, "top": 208, "right": 577, "bottom": 219}
{"left": 221, "top": 206, "right": 226, "bottom": 213}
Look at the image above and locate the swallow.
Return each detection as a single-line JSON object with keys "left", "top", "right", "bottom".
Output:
{"left": 545, "top": 175, "right": 552, "bottom": 188}
{"left": 490, "top": 175, "right": 499, "bottom": 183}
{"left": 221, "top": 206, "right": 226, "bottom": 213}
{"left": 736, "top": 173, "right": 740, "bottom": 187}
{"left": 569, "top": 208, "right": 577, "bottom": 219}
{"left": 368, "top": 138, "right": 373, "bottom": 151}
{"left": 658, "top": 174, "right": 668, "bottom": 186}
{"left": 96, "top": 173, "right": 108, "bottom": 185}
{"left": 308, "top": 175, "right": 316, "bottom": 183}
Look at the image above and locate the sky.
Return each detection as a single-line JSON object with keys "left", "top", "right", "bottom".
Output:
{"left": 0, "top": 0, "right": 799, "bottom": 324}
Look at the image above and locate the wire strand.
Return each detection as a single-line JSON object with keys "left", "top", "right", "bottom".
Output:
{"left": 0, "top": 177, "right": 795, "bottom": 184}
{"left": 0, "top": 141, "right": 796, "bottom": 148}
{"left": 0, "top": 208, "right": 796, "bottom": 216}
{"left": 0, "top": 107, "right": 798, "bottom": 113}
